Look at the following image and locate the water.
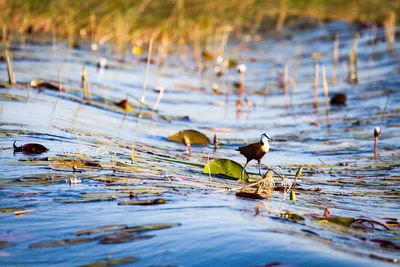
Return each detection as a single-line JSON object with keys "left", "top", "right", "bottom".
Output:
{"left": 1, "top": 21, "right": 399, "bottom": 266}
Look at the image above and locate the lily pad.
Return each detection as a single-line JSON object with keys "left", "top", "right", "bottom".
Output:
{"left": 99, "top": 233, "right": 152, "bottom": 244}
{"left": 78, "top": 256, "right": 139, "bottom": 267}
{"left": 124, "top": 223, "right": 181, "bottom": 232}
{"left": 75, "top": 225, "right": 128, "bottom": 236}
{"left": 0, "top": 207, "right": 23, "bottom": 213}
{"left": 29, "top": 237, "right": 96, "bottom": 248}
{"left": 204, "top": 159, "right": 249, "bottom": 181}
{"left": 236, "top": 191, "right": 267, "bottom": 199}
{"left": 0, "top": 241, "right": 16, "bottom": 248}
{"left": 168, "top": 129, "right": 210, "bottom": 146}
{"left": 118, "top": 198, "right": 167, "bottom": 205}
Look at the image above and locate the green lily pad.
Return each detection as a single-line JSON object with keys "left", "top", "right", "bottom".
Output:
{"left": 204, "top": 159, "right": 249, "bottom": 181}
{"left": 314, "top": 217, "right": 355, "bottom": 227}
{"left": 78, "top": 256, "right": 139, "bottom": 267}
{"left": 168, "top": 129, "right": 210, "bottom": 146}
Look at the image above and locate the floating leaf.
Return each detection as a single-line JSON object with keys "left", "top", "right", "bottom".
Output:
{"left": 314, "top": 217, "right": 354, "bottom": 227}
{"left": 75, "top": 225, "right": 128, "bottom": 236}
{"left": 118, "top": 198, "right": 167, "bottom": 205}
{"left": 235, "top": 191, "right": 267, "bottom": 199}
{"left": 29, "top": 237, "right": 96, "bottom": 248}
{"left": 204, "top": 159, "right": 249, "bottom": 181}
{"left": 54, "top": 194, "right": 117, "bottom": 203}
{"left": 0, "top": 207, "right": 23, "bottom": 213}
{"left": 0, "top": 241, "right": 16, "bottom": 248}
{"left": 168, "top": 129, "right": 210, "bottom": 146}
{"left": 79, "top": 256, "right": 139, "bottom": 267}
{"left": 124, "top": 223, "right": 181, "bottom": 233}
{"left": 99, "top": 233, "right": 152, "bottom": 244}
{"left": 279, "top": 211, "right": 305, "bottom": 222}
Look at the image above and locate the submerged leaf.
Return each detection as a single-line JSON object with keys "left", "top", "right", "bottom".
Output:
{"left": 204, "top": 159, "right": 249, "bottom": 181}
{"left": 0, "top": 241, "right": 16, "bottom": 248}
{"left": 29, "top": 237, "right": 96, "bottom": 248}
{"left": 168, "top": 129, "right": 210, "bottom": 146}
{"left": 79, "top": 256, "right": 139, "bottom": 267}
{"left": 124, "top": 223, "right": 181, "bottom": 232}
{"left": 99, "top": 233, "right": 152, "bottom": 244}
{"left": 75, "top": 225, "right": 128, "bottom": 236}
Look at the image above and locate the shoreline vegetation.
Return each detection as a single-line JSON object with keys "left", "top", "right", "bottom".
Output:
{"left": 1, "top": 0, "right": 398, "bottom": 53}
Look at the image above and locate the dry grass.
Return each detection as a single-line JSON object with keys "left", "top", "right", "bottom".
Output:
{"left": 0, "top": 0, "right": 398, "bottom": 51}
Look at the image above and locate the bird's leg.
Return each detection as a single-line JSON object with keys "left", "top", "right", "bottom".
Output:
{"left": 258, "top": 159, "right": 262, "bottom": 177}
{"left": 241, "top": 161, "right": 249, "bottom": 182}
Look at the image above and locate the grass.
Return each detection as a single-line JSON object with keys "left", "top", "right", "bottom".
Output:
{"left": 1, "top": 0, "right": 398, "bottom": 52}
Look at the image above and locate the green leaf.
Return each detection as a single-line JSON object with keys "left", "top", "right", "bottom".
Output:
{"left": 204, "top": 159, "right": 249, "bottom": 181}
{"left": 168, "top": 129, "right": 210, "bottom": 146}
{"left": 314, "top": 217, "right": 354, "bottom": 227}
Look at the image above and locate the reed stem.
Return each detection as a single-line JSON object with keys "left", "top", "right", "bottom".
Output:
{"left": 313, "top": 63, "right": 319, "bottom": 108}
{"left": 322, "top": 66, "right": 331, "bottom": 126}
{"left": 81, "top": 65, "right": 87, "bottom": 99}
{"left": 284, "top": 63, "right": 289, "bottom": 107}
{"left": 332, "top": 33, "right": 339, "bottom": 83}
{"left": 5, "top": 49, "right": 15, "bottom": 84}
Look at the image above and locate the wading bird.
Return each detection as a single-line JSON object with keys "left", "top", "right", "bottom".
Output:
{"left": 237, "top": 133, "right": 271, "bottom": 182}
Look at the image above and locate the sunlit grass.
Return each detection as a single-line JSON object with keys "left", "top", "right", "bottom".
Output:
{"left": 1, "top": 0, "right": 398, "bottom": 51}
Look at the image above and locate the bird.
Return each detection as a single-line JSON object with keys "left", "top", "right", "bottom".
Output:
{"left": 237, "top": 133, "right": 271, "bottom": 182}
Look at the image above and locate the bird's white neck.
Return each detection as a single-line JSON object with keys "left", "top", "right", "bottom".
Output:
{"left": 261, "top": 141, "right": 269, "bottom": 153}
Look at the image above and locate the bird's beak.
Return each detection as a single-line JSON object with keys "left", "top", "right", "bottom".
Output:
{"left": 269, "top": 138, "right": 273, "bottom": 142}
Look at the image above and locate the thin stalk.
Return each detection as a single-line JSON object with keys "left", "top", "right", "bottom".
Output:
{"left": 322, "top": 66, "right": 331, "bottom": 126}
{"left": 151, "top": 87, "right": 165, "bottom": 117}
{"left": 313, "top": 63, "right": 319, "bottom": 108}
{"left": 81, "top": 65, "right": 87, "bottom": 100}
{"left": 284, "top": 63, "right": 289, "bottom": 107}
{"left": 332, "top": 34, "right": 339, "bottom": 83}
{"left": 5, "top": 49, "right": 15, "bottom": 84}
{"left": 140, "top": 37, "right": 154, "bottom": 105}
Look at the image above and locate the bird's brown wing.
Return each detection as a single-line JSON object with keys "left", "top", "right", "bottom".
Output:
{"left": 238, "top": 142, "right": 265, "bottom": 162}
